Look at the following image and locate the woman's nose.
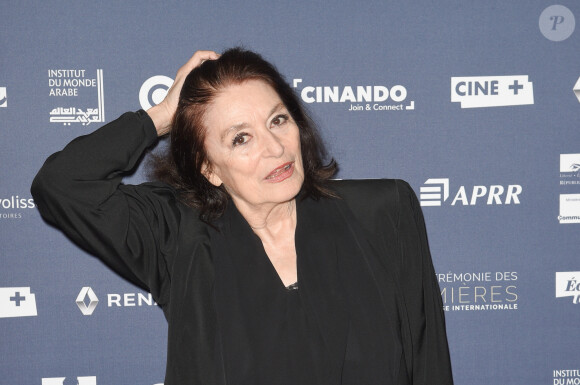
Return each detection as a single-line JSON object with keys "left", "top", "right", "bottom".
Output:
{"left": 261, "top": 131, "right": 285, "bottom": 158}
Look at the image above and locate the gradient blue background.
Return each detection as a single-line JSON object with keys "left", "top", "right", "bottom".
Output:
{"left": 1, "top": 1, "right": 579, "bottom": 384}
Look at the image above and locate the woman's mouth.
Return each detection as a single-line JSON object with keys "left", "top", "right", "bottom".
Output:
{"left": 265, "top": 162, "right": 294, "bottom": 182}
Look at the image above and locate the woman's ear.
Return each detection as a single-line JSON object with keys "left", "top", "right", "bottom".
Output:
{"left": 202, "top": 162, "right": 223, "bottom": 187}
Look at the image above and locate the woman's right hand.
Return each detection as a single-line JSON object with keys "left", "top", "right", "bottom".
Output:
{"left": 147, "top": 50, "right": 220, "bottom": 136}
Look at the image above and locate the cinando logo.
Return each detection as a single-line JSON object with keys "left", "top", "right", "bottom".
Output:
{"left": 419, "top": 178, "right": 522, "bottom": 207}
{"left": 139, "top": 75, "right": 174, "bottom": 110}
{"left": 42, "top": 376, "right": 96, "bottom": 385}
{"left": 292, "top": 79, "right": 415, "bottom": 112}
{"left": 539, "top": 5, "right": 575, "bottom": 42}
{"left": 451, "top": 75, "right": 533, "bottom": 108}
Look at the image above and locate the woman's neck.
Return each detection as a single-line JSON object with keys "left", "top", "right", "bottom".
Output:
{"left": 233, "top": 198, "right": 297, "bottom": 242}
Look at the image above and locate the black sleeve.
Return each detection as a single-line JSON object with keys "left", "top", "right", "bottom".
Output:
{"left": 395, "top": 180, "right": 454, "bottom": 385}
{"left": 31, "top": 110, "right": 179, "bottom": 305}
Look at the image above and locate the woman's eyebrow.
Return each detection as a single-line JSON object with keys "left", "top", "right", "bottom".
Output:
{"left": 268, "top": 102, "right": 285, "bottom": 117}
{"left": 220, "top": 122, "right": 250, "bottom": 143}
{"left": 219, "top": 103, "right": 286, "bottom": 142}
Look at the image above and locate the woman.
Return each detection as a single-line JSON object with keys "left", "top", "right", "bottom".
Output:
{"left": 32, "top": 48, "right": 453, "bottom": 385}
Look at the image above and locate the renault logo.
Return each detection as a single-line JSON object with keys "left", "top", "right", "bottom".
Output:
{"left": 76, "top": 287, "right": 99, "bottom": 315}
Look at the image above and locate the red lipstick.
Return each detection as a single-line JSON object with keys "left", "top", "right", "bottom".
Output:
{"left": 265, "top": 162, "right": 294, "bottom": 183}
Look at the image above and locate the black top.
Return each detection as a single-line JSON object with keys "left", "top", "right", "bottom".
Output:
{"left": 31, "top": 111, "right": 454, "bottom": 385}
{"left": 211, "top": 189, "right": 408, "bottom": 385}
{"left": 212, "top": 201, "right": 320, "bottom": 385}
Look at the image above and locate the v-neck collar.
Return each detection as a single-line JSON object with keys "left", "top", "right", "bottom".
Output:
{"left": 210, "top": 193, "right": 403, "bottom": 384}
{"left": 215, "top": 197, "right": 300, "bottom": 292}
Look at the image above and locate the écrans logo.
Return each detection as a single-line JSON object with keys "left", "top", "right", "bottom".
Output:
{"left": 556, "top": 272, "right": 580, "bottom": 304}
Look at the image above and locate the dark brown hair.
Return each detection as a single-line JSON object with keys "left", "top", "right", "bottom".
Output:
{"left": 150, "top": 47, "right": 337, "bottom": 222}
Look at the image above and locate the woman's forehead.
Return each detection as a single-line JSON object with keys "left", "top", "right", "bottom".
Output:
{"left": 204, "top": 80, "right": 285, "bottom": 130}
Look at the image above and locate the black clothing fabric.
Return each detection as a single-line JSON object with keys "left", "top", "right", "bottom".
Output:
{"left": 31, "top": 111, "right": 454, "bottom": 385}
{"left": 212, "top": 194, "right": 405, "bottom": 385}
{"left": 211, "top": 200, "right": 321, "bottom": 385}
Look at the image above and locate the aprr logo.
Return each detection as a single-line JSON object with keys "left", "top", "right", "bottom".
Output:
{"left": 42, "top": 376, "right": 96, "bottom": 385}
{"left": 0, "top": 87, "right": 6, "bottom": 107}
{"left": 556, "top": 272, "right": 580, "bottom": 304}
{"left": 0, "top": 287, "right": 37, "bottom": 318}
{"left": 419, "top": 178, "right": 522, "bottom": 207}
{"left": 451, "top": 75, "right": 533, "bottom": 108}
{"left": 539, "top": 5, "right": 575, "bottom": 42}
{"left": 419, "top": 179, "right": 449, "bottom": 206}
{"left": 139, "top": 75, "right": 174, "bottom": 110}
{"left": 76, "top": 287, "right": 98, "bottom": 315}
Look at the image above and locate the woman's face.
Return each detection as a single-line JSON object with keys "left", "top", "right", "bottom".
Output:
{"left": 202, "top": 79, "right": 304, "bottom": 212}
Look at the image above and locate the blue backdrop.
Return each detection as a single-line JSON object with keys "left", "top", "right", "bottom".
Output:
{"left": 1, "top": 1, "right": 579, "bottom": 384}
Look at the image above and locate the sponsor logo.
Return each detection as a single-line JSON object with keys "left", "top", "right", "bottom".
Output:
{"left": 556, "top": 272, "right": 580, "bottom": 304}
{"left": 139, "top": 75, "right": 174, "bottom": 110}
{"left": 76, "top": 287, "right": 99, "bottom": 316}
{"left": 76, "top": 286, "right": 157, "bottom": 315}
{"left": 419, "top": 178, "right": 522, "bottom": 207}
{"left": 42, "top": 377, "right": 97, "bottom": 385}
{"left": 451, "top": 75, "right": 533, "bottom": 108}
{"left": 438, "top": 271, "right": 519, "bottom": 312}
{"left": 292, "top": 79, "right": 415, "bottom": 112}
{"left": 539, "top": 5, "right": 576, "bottom": 42}
{"left": 560, "top": 153, "right": 580, "bottom": 185}
{"left": 574, "top": 77, "right": 580, "bottom": 103}
{"left": 553, "top": 369, "right": 580, "bottom": 384}
{"left": 48, "top": 69, "right": 105, "bottom": 126}
{"left": 419, "top": 178, "right": 449, "bottom": 206}
{"left": 559, "top": 194, "right": 580, "bottom": 224}
{"left": 0, "top": 287, "right": 38, "bottom": 318}
{"left": 0, "top": 87, "right": 6, "bottom": 107}
{"left": 0, "top": 195, "right": 36, "bottom": 219}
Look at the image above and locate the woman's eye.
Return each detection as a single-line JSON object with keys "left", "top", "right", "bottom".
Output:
{"left": 271, "top": 114, "right": 288, "bottom": 127}
{"left": 232, "top": 132, "right": 250, "bottom": 147}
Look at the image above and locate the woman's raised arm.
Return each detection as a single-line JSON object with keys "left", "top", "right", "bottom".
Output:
{"left": 148, "top": 50, "right": 219, "bottom": 136}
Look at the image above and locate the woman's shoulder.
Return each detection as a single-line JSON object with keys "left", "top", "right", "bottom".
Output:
{"left": 121, "top": 181, "right": 208, "bottom": 234}
{"left": 328, "top": 178, "right": 415, "bottom": 205}
{"left": 116, "top": 180, "right": 181, "bottom": 210}
{"left": 326, "top": 178, "right": 417, "bottom": 231}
